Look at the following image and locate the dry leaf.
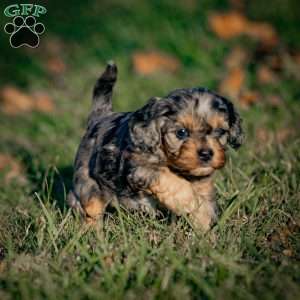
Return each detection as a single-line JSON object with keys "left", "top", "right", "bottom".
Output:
{"left": 208, "top": 12, "right": 248, "bottom": 39}
{"left": 219, "top": 67, "right": 246, "bottom": 98}
{"left": 208, "top": 11, "right": 278, "bottom": 46}
{"left": 0, "top": 154, "right": 26, "bottom": 184}
{"left": 32, "top": 92, "right": 55, "bottom": 113}
{"left": 41, "top": 38, "right": 66, "bottom": 76}
{"left": 0, "top": 86, "right": 34, "bottom": 114}
{"left": 246, "top": 22, "right": 278, "bottom": 47}
{"left": 0, "top": 86, "right": 55, "bottom": 115}
{"left": 46, "top": 57, "right": 66, "bottom": 75}
{"left": 225, "top": 46, "right": 248, "bottom": 69}
{"left": 267, "top": 222, "right": 299, "bottom": 259}
{"left": 257, "top": 65, "right": 278, "bottom": 84}
{"left": 239, "top": 90, "right": 260, "bottom": 107}
{"left": 132, "top": 51, "right": 180, "bottom": 75}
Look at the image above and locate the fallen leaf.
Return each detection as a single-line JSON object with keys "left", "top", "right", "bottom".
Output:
{"left": 219, "top": 67, "right": 246, "bottom": 98}
{"left": 257, "top": 65, "right": 278, "bottom": 84}
{"left": 0, "top": 86, "right": 34, "bottom": 114}
{"left": 132, "top": 51, "right": 180, "bottom": 75}
{"left": 208, "top": 12, "right": 247, "bottom": 39}
{"left": 46, "top": 57, "right": 66, "bottom": 75}
{"left": 208, "top": 11, "right": 278, "bottom": 46}
{"left": 40, "top": 37, "right": 67, "bottom": 76}
{"left": 266, "top": 221, "right": 299, "bottom": 259}
{"left": 246, "top": 22, "right": 278, "bottom": 47}
{"left": 0, "top": 86, "right": 55, "bottom": 115}
{"left": 0, "top": 154, "right": 26, "bottom": 184}
{"left": 239, "top": 90, "right": 260, "bottom": 107}
{"left": 32, "top": 92, "right": 55, "bottom": 113}
{"left": 225, "top": 46, "right": 248, "bottom": 69}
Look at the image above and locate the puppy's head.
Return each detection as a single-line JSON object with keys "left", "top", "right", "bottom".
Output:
{"left": 130, "top": 88, "right": 243, "bottom": 177}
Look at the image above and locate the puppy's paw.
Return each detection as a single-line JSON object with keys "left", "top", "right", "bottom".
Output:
{"left": 127, "top": 166, "right": 157, "bottom": 192}
{"left": 188, "top": 200, "right": 217, "bottom": 232}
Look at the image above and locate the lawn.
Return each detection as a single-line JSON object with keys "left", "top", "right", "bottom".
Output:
{"left": 0, "top": 0, "right": 299, "bottom": 299}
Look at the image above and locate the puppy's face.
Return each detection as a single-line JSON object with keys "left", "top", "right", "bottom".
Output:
{"left": 130, "top": 88, "right": 243, "bottom": 177}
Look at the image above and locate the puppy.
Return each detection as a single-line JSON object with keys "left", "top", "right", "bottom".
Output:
{"left": 67, "top": 62, "right": 243, "bottom": 231}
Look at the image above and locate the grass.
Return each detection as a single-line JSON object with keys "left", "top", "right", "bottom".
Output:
{"left": 0, "top": 0, "right": 300, "bottom": 299}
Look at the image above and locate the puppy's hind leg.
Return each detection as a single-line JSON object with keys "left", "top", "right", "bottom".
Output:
{"left": 67, "top": 169, "right": 108, "bottom": 225}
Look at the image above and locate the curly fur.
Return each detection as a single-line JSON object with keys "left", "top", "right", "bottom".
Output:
{"left": 67, "top": 62, "right": 243, "bottom": 230}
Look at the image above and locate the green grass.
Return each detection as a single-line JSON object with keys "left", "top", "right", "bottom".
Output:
{"left": 0, "top": 0, "right": 300, "bottom": 299}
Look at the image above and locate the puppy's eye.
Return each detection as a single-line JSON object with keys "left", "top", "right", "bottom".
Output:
{"left": 176, "top": 128, "right": 189, "bottom": 140}
{"left": 215, "top": 128, "right": 227, "bottom": 136}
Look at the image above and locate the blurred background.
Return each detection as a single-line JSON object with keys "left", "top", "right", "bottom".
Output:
{"left": 0, "top": 0, "right": 299, "bottom": 204}
{"left": 0, "top": 1, "right": 300, "bottom": 298}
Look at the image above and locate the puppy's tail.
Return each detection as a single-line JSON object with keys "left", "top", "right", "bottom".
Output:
{"left": 91, "top": 61, "right": 117, "bottom": 115}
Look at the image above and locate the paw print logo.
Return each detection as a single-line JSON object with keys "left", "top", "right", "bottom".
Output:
{"left": 4, "top": 16, "right": 45, "bottom": 48}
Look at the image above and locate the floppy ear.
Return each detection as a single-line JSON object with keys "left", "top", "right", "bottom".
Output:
{"left": 227, "top": 104, "right": 244, "bottom": 149}
{"left": 129, "top": 97, "right": 172, "bottom": 153}
{"left": 212, "top": 96, "right": 244, "bottom": 149}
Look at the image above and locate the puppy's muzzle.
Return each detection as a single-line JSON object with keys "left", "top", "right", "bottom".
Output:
{"left": 198, "top": 148, "right": 214, "bottom": 162}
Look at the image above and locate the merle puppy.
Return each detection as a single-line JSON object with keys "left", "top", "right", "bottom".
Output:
{"left": 67, "top": 62, "right": 243, "bottom": 231}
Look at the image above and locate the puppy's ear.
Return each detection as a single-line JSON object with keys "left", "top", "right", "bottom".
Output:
{"left": 129, "top": 97, "right": 172, "bottom": 153}
{"left": 227, "top": 103, "right": 244, "bottom": 149}
{"left": 212, "top": 96, "right": 244, "bottom": 149}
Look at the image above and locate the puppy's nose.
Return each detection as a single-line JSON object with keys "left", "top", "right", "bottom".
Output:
{"left": 198, "top": 148, "right": 214, "bottom": 162}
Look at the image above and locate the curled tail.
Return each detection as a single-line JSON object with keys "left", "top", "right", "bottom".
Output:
{"left": 91, "top": 61, "right": 117, "bottom": 116}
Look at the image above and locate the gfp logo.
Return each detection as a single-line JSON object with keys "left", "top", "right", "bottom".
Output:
{"left": 3, "top": 4, "right": 47, "bottom": 48}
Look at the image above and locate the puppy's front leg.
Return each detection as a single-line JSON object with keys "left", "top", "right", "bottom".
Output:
{"left": 189, "top": 179, "right": 217, "bottom": 231}
{"left": 129, "top": 166, "right": 198, "bottom": 215}
{"left": 129, "top": 166, "right": 216, "bottom": 231}
{"left": 149, "top": 167, "right": 199, "bottom": 214}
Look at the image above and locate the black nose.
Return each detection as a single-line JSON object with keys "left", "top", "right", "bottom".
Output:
{"left": 198, "top": 148, "right": 214, "bottom": 162}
